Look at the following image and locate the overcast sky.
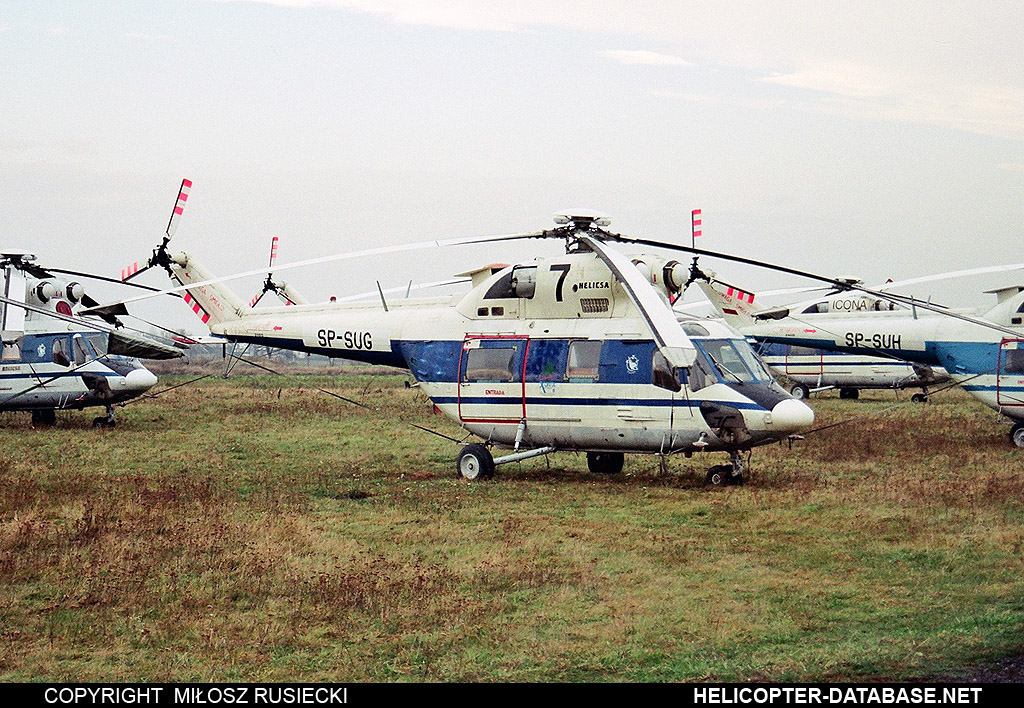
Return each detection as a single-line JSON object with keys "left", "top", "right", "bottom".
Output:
{"left": 3, "top": 1, "right": 1024, "bottom": 332}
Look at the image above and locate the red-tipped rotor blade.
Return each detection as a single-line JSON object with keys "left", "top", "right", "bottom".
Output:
{"left": 166, "top": 178, "right": 193, "bottom": 238}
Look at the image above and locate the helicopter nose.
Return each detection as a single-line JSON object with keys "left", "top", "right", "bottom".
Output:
{"left": 124, "top": 368, "right": 158, "bottom": 392}
{"left": 769, "top": 398, "right": 815, "bottom": 433}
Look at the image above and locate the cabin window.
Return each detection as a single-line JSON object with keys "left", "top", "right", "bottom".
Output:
{"left": 52, "top": 337, "right": 71, "bottom": 367}
{"left": 464, "top": 347, "right": 516, "bottom": 382}
{"left": 681, "top": 323, "right": 710, "bottom": 337}
{"left": 566, "top": 340, "right": 602, "bottom": 380}
{"left": 1003, "top": 348, "right": 1024, "bottom": 375}
{"left": 652, "top": 350, "right": 681, "bottom": 393}
{"left": 788, "top": 346, "right": 820, "bottom": 357}
{"left": 1, "top": 337, "right": 21, "bottom": 362}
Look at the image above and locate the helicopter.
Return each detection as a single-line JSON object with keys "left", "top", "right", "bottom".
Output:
{"left": 101, "top": 184, "right": 816, "bottom": 485}
{"left": 681, "top": 275, "right": 952, "bottom": 401}
{"left": 680, "top": 258, "right": 1024, "bottom": 447}
{"left": 1, "top": 251, "right": 183, "bottom": 427}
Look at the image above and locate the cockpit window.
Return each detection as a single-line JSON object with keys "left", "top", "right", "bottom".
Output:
{"left": 73, "top": 335, "right": 92, "bottom": 366}
{"left": 681, "top": 323, "right": 710, "bottom": 337}
{"left": 86, "top": 333, "right": 108, "bottom": 357}
{"left": 695, "top": 339, "right": 771, "bottom": 383}
{"left": 688, "top": 349, "right": 715, "bottom": 391}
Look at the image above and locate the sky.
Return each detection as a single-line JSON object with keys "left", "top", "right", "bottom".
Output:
{"left": 3, "top": 1, "right": 1024, "bottom": 333}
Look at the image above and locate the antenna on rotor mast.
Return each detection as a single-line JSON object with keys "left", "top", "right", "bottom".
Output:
{"left": 691, "top": 208, "right": 702, "bottom": 250}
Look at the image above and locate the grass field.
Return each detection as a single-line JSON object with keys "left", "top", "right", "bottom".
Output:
{"left": 1, "top": 368, "right": 1022, "bottom": 682}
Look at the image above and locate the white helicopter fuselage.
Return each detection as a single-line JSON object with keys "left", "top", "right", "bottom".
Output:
{"left": 743, "top": 307, "right": 1024, "bottom": 420}
{"left": 172, "top": 249, "right": 814, "bottom": 456}
{"left": 691, "top": 281, "right": 951, "bottom": 396}
{"left": 2, "top": 266, "right": 160, "bottom": 418}
{"left": 754, "top": 342, "right": 947, "bottom": 392}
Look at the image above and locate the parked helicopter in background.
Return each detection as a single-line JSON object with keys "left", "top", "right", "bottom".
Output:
{"left": 684, "top": 271, "right": 951, "bottom": 401}
{"left": 101, "top": 183, "right": 815, "bottom": 485}
{"left": 680, "top": 258, "right": 1024, "bottom": 446}
{"left": 1, "top": 251, "right": 182, "bottom": 427}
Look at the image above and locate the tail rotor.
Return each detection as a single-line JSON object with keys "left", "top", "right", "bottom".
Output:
{"left": 249, "top": 236, "right": 306, "bottom": 307}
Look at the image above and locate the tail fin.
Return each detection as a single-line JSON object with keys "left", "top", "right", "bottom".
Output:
{"left": 167, "top": 253, "right": 248, "bottom": 326}
{"left": 694, "top": 278, "right": 762, "bottom": 329}
{"left": 982, "top": 285, "right": 1024, "bottom": 327}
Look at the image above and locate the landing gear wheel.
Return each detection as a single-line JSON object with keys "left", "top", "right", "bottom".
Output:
{"left": 587, "top": 451, "right": 624, "bottom": 475}
{"left": 911, "top": 393, "right": 928, "bottom": 404}
{"left": 456, "top": 443, "right": 495, "bottom": 480}
{"left": 839, "top": 388, "right": 860, "bottom": 400}
{"left": 790, "top": 384, "right": 810, "bottom": 399}
{"left": 31, "top": 409, "right": 56, "bottom": 427}
{"left": 706, "top": 465, "right": 732, "bottom": 486}
{"left": 92, "top": 405, "right": 116, "bottom": 429}
{"left": 1010, "top": 423, "right": 1024, "bottom": 449}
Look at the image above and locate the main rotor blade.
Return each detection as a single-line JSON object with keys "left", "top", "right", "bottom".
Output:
{"left": 581, "top": 235, "right": 695, "bottom": 369}
{"left": 877, "top": 262, "right": 1024, "bottom": 291}
{"left": 0, "top": 293, "right": 184, "bottom": 357}
{"left": 46, "top": 267, "right": 182, "bottom": 296}
{"left": 333, "top": 277, "right": 471, "bottom": 303}
{"left": 81, "top": 229, "right": 549, "bottom": 314}
{"left": 617, "top": 236, "right": 1024, "bottom": 338}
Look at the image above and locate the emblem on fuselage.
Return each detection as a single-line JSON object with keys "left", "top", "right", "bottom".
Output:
{"left": 625, "top": 354, "right": 639, "bottom": 374}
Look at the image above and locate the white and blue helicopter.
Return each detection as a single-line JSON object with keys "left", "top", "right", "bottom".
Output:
{"left": 681, "top": 272, "right": 952, "bottom": 401}
{"left": 100, "top": 184, "right": 816, "bottom": 485}
{"left": 1, "top": 251, "right": 182, "bottom": 427}
{"left": 663, "top": 253, "right": 1024, "bottom": 447}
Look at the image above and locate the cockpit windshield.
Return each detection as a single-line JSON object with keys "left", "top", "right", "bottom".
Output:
{"left": 85, "top": 333, "right": 108, "bottom": 357}
{"left": 694, "top": 338, "right": 772, "bottom": 383}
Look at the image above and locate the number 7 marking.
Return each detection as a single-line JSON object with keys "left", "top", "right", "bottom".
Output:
{"left": 550, "top": 264, "right": 571, "bottom": 302}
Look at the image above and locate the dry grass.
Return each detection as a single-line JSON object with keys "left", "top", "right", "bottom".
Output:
{"left": 0, "top": 373, "right": 1021, "bottom": 681}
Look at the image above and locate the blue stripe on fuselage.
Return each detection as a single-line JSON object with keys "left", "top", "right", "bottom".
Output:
{"left": 752, "top": 336, "right": 999, "bottom": 374}
{"left": 432, "top": 395, "right": 766, "bottom": 410}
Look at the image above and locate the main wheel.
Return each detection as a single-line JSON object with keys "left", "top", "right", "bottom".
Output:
{"left": 586, "top": 451, "right": 624, "bottom": 475}
{"left": 1010, "top": 423, "right": 1024, "bottom": 449}
{"left": 31, "top": 409, "right": 56, "bottom": 427}
{"left": 456, "top": 443, "right": 495, "bottom": 480}
{"left": 839, "top": 388, "right": 860, "bottom": 400}
{"left": 911, "top": 393, "right": 927, "bottom": 404}
{"left": 790, "top": 383, "right": 810, "bottom": 399}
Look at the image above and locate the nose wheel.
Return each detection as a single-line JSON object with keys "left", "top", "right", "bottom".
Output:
{"left": 92, "top": 405, "right": 116, "bottom": 429}
{"left": 706, "top": 451, "right": 747, "bottom": 486}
